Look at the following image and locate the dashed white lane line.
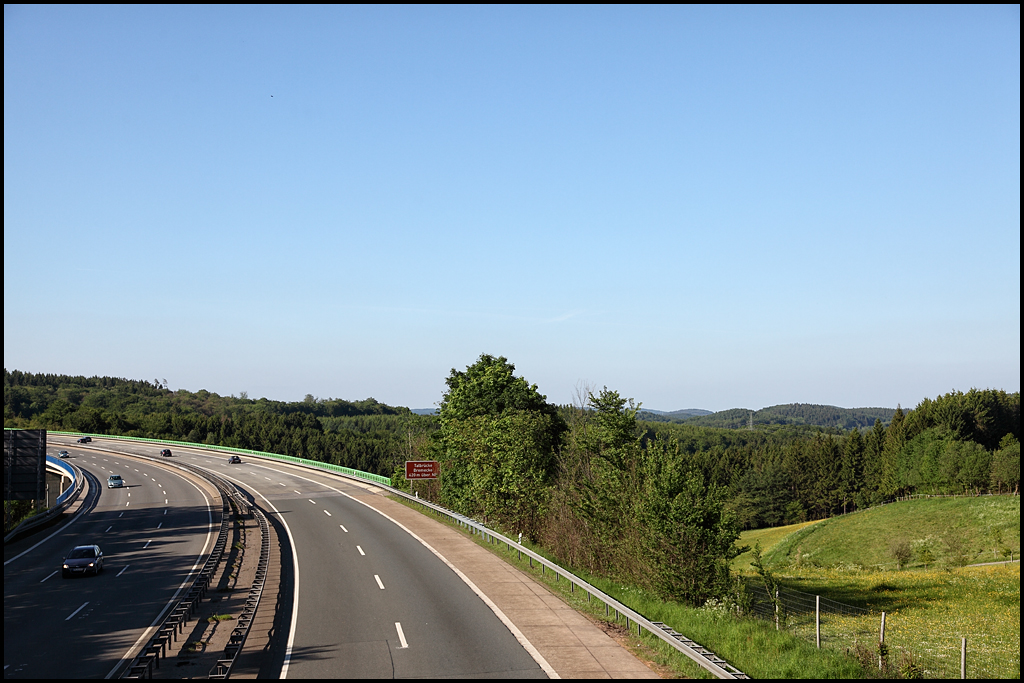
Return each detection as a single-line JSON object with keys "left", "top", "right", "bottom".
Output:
{"left": 143, "top": 540, "right": 152, "bottom": 549}
{"left": 322, "top": 509, "right": 331, "bottom": 517}
{"left": 279, "top": 483, "right": 286, "bottom": 486}
{"left": 294, "top": 490, "right": 301, "bottom": 495}
{"left": 374, "top": 575, "right": 385, "bottom": 590}
{"left": 165, "top": 499, "right": 168, "bottom": 505}
{"left": 105, "top": 526, "right": 113, "bottom": 532}
{"left": 164, "top": 509, "right": 167, "bottom": 515}
{"left": 339, "top": 525, "right": 348, "bottom": 532}
{"left": 395, "top": 622, "right": 409, "bottom": 649}
{"left": 117, "top": 565, "right": 130, "bottom": 577}
{"left": 265, "top": 476, "right": 272, "bottom": 480}
{"left": 40, "top": 570, "right": 58, "bottom": 583}
{"left": 308, "top": 499, "right": 316, "bottom": 504}
{"left": 119, "top": 512, "right": 125, "bottom": 518}
{"left": 125, "top": 502, "right": 130, "bottom": 507}
{"left": 157, "top": 522, "right": 162, "bottom": 529}
{"left": 356, "top": 546, "right": 365, "bottom": 556}
{"left": 66, "top": 602, "right": 89, "bottom": 621}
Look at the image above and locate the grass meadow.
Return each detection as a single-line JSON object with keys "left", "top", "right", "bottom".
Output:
{"left": 395, "top": 494, "right": 1019, "bottom": 677}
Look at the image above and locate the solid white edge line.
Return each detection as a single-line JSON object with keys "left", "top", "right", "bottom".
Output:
{"left": 104, "top": 468, "right": 215, "bottom": 679}
{"left": 395, "top": 622, "right": 409, "bottom": 649}
{"left": 241, "top": 461, "right": 560, "bottom": 678}
{"left": 5, "top": 471, "right": 96, "bottom": 566}
{"left": 112, "top": 442, "right": 540, "bottom": 678}
{"left": 374, "top": 574, "right": 385, "bottom": 590}
{"left": 216, "top": 471, "right": 300, "bottom": 680}
{"left": 66, "top": 601, "right": 89, "bottom": 621}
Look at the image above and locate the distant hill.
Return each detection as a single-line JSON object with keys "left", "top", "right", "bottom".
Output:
{"left": 642, "top": 403, "right": 897, "bottom": 430}
{"left": 638, "top": 408, "right": 713, "bottom": 422}
{"left": 411, "top": 408, "right": 438, "bottom": 415}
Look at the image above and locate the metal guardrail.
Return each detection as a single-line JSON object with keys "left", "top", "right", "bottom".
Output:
{"left": 59, "top": 434, "right": 744, "bottom": 678}
{"left": 4, "top": 457, "right": 85, "bottom": 544}
{"left": 385, "top": 489, "right": 748, "bottom": 679}
{"left": 118, "top": 454, "right": 269, "bottom": 679}
{"left": 48, "top": 431, "right": 391, "bottom": 486}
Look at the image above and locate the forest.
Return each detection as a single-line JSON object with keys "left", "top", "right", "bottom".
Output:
{"left": 4, "top": 364, "right": 1020, "bottom": 605}
{"left": 3, "top": 369, "right": 435, "bottom": 476}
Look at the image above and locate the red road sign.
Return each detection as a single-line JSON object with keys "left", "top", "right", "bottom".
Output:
{"left": 405, "top": 460, "right": 440, "bottom": 479}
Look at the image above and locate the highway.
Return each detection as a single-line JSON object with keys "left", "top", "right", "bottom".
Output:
{"left": 3, "top": 445, "right": 217, "bottom": 679}
{"left": 91, "top": 440, "right": 548, "bottom": 679}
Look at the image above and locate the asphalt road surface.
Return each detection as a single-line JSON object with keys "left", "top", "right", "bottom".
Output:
{"left": 101, "top": 441, "right": 547, "bottom": 679}
{"left": 3, "top": 445, "right": 217, "bottom": 679}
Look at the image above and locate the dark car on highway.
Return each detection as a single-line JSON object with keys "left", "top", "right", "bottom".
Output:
{"left": 63, "top": 545, "right": 103, "bottom": 577}
{"left": 77, "top": 436, "right": 92, "bottom": 444}
{"left": 228, "top": 456, "right": 242, "bottom": 464}
{"left": 161, "top": 449, "right": 173, "bottom": 457}
{"left": 57, "top": 450, "right": 70, "bottom": 458}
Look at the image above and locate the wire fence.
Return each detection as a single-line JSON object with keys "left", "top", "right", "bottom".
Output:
{"left": 742, "top": 578, "right": 1011, "bottom": 678}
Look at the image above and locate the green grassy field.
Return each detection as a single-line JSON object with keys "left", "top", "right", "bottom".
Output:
{"left": 733, "top": 519, "right": 822, "bottom": 571}
{"left": 738, "top": 496, "right": 1021, "bottom": 678}
{"left": 763, "top": 496, "right": 1020, "bottom": 571}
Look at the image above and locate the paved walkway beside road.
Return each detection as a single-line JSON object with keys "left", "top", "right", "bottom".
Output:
{"left": 343, "top": 484, "right": 661, "bottom": 679}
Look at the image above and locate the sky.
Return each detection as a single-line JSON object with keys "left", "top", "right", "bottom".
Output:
{"left": 4, "top": 6, "right": 1020, "bottom": 412}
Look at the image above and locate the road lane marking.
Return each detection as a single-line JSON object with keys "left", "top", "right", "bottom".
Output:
{"left": 126, "top": 502, "right": 130, "bottom": 506}
{"left": 308, "top": 499, "right": 316, "bottom": 504}
{"left": 294, "top": 490, "right": 301, "bottom": 495}
{"left": 164, "top": 509, "right": 167, "bottom": 515}
{"left": 215, "top": 471, "right": 301, "bottom": 680}
{"left": 339, "top": 525, "right": 348, "bottom": 532}
{"left": 357, "top": 546, "right": 365, "bottom": 556}
{"left": 374, "top": 575, "right": 385, "bottom": 590}
{"left": 165, "top": 499, "right": 168, "bottom": 504}
{"left": 117, "top": 565, "right": 130, "bottom": 577}
{"left": 279, "top": 482, "right": 286, "bottom": 486}
{"left": 395, "top": 622, "right": 409, "bottom": 649}
{"left": 265, "top": 476, "right": 272, "bottom": 480}
{"left": 127, "top": 493, "right": 131, "bottom": 497}
{"left": 66, "top": 602, "right": 89, "bottom": 621}
{"left": 247, "top": 463, "right": 559, "bottom": 678}
{"left": 119, "top": 512, "right": 125, "bottom": 517}
{"left": 143, "top": 540, "right": 152, "bottom": 548}
{"left": 162, "top": 491, "right": 166, "bottom": 495}
{"left": 157, "top": 522, "right": 162, "bottom": 529}
{"left": 323, "top": 509, "right": 332, "bottom": 517}
{"left": 40, "top": 570, "right": 58, "bottom": 583}
{"left": 105, "top": 526, "right": 113, "bottom": 532}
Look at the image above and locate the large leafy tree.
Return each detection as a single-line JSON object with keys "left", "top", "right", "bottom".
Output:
{"left": 435, "top": 355, "right": 565, "bottom": 537}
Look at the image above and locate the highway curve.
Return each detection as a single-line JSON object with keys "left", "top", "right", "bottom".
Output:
{"left": 104, "top": 440, "right": 549, "bottom": 679}
{"left": 3, "top": 443, "right": 218, "bottom": 679}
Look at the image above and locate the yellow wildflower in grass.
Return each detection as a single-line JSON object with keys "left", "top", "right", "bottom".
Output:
{"left": 761, "top": 563, "right": 1020, "bottom": 678}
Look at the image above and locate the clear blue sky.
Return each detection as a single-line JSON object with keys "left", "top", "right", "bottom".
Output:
{"left": 4, "top": 6, "right": 1019, "bottom": 411}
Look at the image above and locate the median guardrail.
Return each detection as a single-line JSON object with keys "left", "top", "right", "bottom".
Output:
{"left": 57, "top": 432, "right": 745, "bottom": 679}
{"left": 4, "top": 456, "right": 85, "bottom": 544}
{"left": 48, "top": 431, "right": 391, "bottom": 486}
{"left": 114, "top": 452, "right": 269, "bottom": 679}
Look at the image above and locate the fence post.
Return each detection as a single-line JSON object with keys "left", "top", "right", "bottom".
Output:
{"left": 775, "top": 588, "right": 780, "bottom": 631}
{"left": 879, "top": 611, "right": 886, "bottom": 671}
{"left": 815, "top": 595, "right": 820, "bottom": 648}
{"left": 961, "top": 637, "right": 966, "bottom": 679}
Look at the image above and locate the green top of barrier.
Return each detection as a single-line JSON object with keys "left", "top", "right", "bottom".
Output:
{"left": 32, "top": 429, "right": 392, "bottom": 487}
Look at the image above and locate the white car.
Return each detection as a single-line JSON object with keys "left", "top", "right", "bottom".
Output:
{"left": 107, "top": 475, "right": 124, "bottom": 488}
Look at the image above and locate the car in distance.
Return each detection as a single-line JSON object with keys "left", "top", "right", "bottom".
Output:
{"left": 57, "top": 450, "right": 70, "bottom": 458}
{"left": 77, "top": 436, "right": 92, "bottom": 444}
{"left": 63, "top": 545, "right": 103, "bottom": 577}
{"left": 160, "top": 449, "right": 173, "bottom": 457}
{"left": 107, "top": 474, "right": 124, "bottom": 488}
{"left": 227, "top": 456, "right": 242, "bottom": 464}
